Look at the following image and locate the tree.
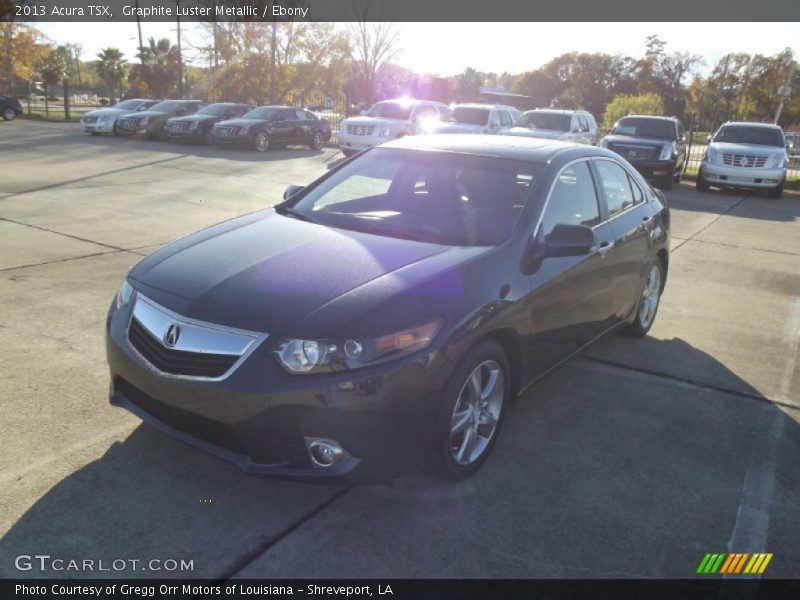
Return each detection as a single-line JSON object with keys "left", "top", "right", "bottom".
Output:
{"left": 0, "top": 23, "right": 48, "bottom": 90}
{"left": 455, "top": 68, "right": 483, "bottom": 102}
{"left": 347, "top": 22, "right": 400, "bottom": 105}
{"left": 36, "top": 46, "right": 68, "bottom": 115}
{"left": 603, "top": 93, "right": 665, "bottom": 127}
{"left": 633, "top": 35, "right": 700, "bottom": 117}
{"left": 95, "top": 48, "right": 128, "bottom": 104}
{"left": 134, "top": 37, "right": 181, "bottom": 98}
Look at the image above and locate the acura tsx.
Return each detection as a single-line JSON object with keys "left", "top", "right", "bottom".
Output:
{"left": 106, "top": 135, "right": 669, "bottom": 481}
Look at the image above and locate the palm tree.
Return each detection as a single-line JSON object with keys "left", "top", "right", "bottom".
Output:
{"left": 95, "top": 48, "right": 127, "bottom": 104}
{"left": 136, "top": 37, "right": 181, "bottom": 98}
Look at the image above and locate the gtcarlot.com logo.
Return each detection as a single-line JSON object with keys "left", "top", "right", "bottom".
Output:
{"left": 15, "top": 554, "right": 194, "bottom": 573}
{"left": 696, "top": 552, "right": 773, "bottom": 575}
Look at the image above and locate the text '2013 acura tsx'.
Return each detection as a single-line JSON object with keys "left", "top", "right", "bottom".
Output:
{"left": 106, "top": 135, "right": 669, "bottom": 482}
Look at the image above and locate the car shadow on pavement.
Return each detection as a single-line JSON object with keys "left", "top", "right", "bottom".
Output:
{"left": 1, "top": 335, "right": 798, "bottom": 579}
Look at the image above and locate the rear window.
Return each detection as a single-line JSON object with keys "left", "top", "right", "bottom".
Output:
{"left": 518, "top": 112, "right": 572, "bottom": 132}
{"left": 714, "top": 126, "right": 783, "bottom": 147}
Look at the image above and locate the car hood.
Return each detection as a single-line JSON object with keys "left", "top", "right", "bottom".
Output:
{"left": 603, "top": 134, "right": 672, "bottom": 146}
{"left": 499, "top": 127, "right": 568, "bottom": 139}
{"left": 429, "top": 122, "right": 486, "bottom": 134}
{"left": 343, "top": 116, "right": 407, "bottom": 128}
{"left": 170, "top": 114, "right": 218, "bottom": 123}
{"left": 128, "top": 211, "right": 484, "bottom": 336}
{"left": 126, "top": 110, "right": 170, "bottom": 120}
{"left": 215, "top": 118, "right": 267, "bottom": 128}
{"left": 709, "top": 141, "right": 785, "bottom": 157}
{"left": 83, "top": 107, "right": 132, "bottom": 118}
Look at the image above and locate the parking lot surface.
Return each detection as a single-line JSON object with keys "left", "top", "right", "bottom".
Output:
{"left": 1, "top": 120, "right": 798, "bottom": 579}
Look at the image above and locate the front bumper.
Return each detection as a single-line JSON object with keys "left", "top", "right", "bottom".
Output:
{"left": 338, "top": 132, "right": 391, "bottom": 152}
{"left": 82, "top": 119, "right": 115, "bottom": 133}
{"left": 167, "top": 129, "right": 203, "bottom": 142}
{"left": 626, "top": 159, "right": 675, "bottom": 178}
{"left": 701, "top": 162, "right": 785, "bottom": 188}
{"left": 106, "top": 299, "right": 450, "bottom": 480}
{"left": 213, "top": 131, "right": 254, "bottom": 146}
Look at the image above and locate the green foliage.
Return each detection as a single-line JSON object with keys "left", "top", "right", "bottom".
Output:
{"left": 604, "top": 93, "right": 665, "bottom": 127}
{"left": 94, "top": 48, "right": 127, "bottom": 103}
{"left": 36, "top": 46, "right": 68, "bottom": 87}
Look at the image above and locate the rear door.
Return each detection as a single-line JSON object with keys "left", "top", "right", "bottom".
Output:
{"left": 271, "top": 109, "right": 296, "bottom": 143}
{"left": 590, "top": 158, "right": 652, "bottom": 318}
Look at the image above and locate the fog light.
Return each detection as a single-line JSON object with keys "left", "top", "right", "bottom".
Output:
{"left": 306, "top": 438, "right": 347, "bottom": 468}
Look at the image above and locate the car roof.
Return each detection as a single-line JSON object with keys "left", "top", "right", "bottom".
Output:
{"left": 452, "top": 103, "right": 518, "bottom": 110}
{"left": 381, "top": 133, "right": 581, "bottom": 162}
{"left": 375, "top": 98, "right": 443, "bottom": 105}
{"left": 722, "top": 121, "right": 782, "bottom": 130}
{"left": 527, "top": 108, "right": 587, "bottom": 115}
{"left": 620, "top": 114, "right": 677, "bottom": 122}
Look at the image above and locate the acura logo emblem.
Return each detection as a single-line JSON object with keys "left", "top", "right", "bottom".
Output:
{"left": 163, "top": 323, "right": 181, "bottom": 347}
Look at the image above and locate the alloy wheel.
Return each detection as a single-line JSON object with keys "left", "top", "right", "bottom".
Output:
{"left": 2, "top": 108, "right": 16, "bottom": 121}
{"left": 311, "top": 131, "right": 323, "bottom": 148}
{"left": 450, "top": 360, "right": 504, "bottom": 466}
{"left": 638, "top": 263, "right": 661, "bottom": 329}
{"left": 255, "top": 132, "right": 270, "bottom": 152}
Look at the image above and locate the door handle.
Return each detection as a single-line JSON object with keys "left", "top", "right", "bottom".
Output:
{"left": 597, "top": 241, "right": 614, "bottom": 256}
{"left": 640, "top": 215, "right": 652, "bottom": 231}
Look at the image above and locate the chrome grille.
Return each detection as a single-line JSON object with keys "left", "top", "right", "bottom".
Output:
{"left": 126, "top": 295, "right": 266, "bottom": 380}
{"left": 117, "top": 117, "right": 139, "bottom": 130}
{"left": 167, "top": 121, "right": 191, "bottom": 133}
{"left": 346, "top": 124, "right": 375, "bottom": 136}
{"left": 215, "top": 126, "right": 238, "bottom": 138}
{"left": 83, "top": 116, "right": 98, "bottom": 124}
{"left": 722, "top": 153, "right": 768, "bottom": 168}
{"left": 609, "top": 143, "right": 658, "bottom": 161}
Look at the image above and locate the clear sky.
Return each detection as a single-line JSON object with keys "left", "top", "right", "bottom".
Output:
{"left": 36, "top": 22, "right": 800, "bottom": 77}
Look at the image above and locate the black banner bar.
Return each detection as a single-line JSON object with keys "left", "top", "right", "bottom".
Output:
{"left": 3, "top": 579, "right": 800, "bottom": 600}
{"left": 3, "top": 0, "right": 800, "bottom": 23}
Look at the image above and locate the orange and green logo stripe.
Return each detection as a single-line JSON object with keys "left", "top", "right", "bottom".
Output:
{"left": 696, "top": 553, "right": 773, "bottom": 574}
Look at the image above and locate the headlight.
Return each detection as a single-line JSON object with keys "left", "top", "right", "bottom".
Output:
{"left": 659, "top": 142, "right": 677, "bottom": 160}
{"left": 239, "top": 126, "right": 250, "bottom": 135}
{"left": 275, "top": 320, "right": 442, "bottom": 375}
{"left": 340, "top": 122, "right": 347, "bottom": 133}
{"left": 704, "top": 148, "right": 717, "bottom": 163}
{"left": 599, "top": 138, "right": 609, "bottom": 148}
{"left": 115, "top": 280, "right": 135, "bottom": 310}
{"left": 188, "top": 121, "right": 198, "bottom": 130}
{"left": 767, "top": 154, "right": 786, "bottom": 168}
{"left": 139, "top": 117, "right": 149, "bottom": 125}
{"left": 381, "top": 126, "right": 392, "bottom": 137}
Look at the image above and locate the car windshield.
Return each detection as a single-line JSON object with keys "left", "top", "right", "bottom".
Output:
{"left": 285, "top": 148, "right": 542, "bottom": 246}
{"left": 136, "top": 101, "right": 158, "bottom": 111}
{"left": 366, "top": 102, "right": 414, "bottom": 120}
{"left": 611, "top": 117, "right": 676, "bottom": 140}
{"left": 196, "top": 104, "right": 232, "bottom": 116}
{"left": 714, "top": 126, "right": 784, "bottom": 147}
{"left": 517, "top": 112, "right": 571, "bottom": 132}
{"left": 114, "top": 99, "right": 144, "bottom": 110}
{"left": 450, "top": 107, "right": 491, "bottom": 126}
{"left": 243, "top": 107, "right": 280, "bottom": 120}
{"left": 148, "top": 101, "right": 184, "bottom": 113}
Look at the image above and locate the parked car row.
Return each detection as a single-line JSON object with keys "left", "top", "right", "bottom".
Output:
{"left": 340, "top": 98, "right": 791, "bottom": 198}
{"left": 80, "top": 99, "right": 332, "bottom": 150}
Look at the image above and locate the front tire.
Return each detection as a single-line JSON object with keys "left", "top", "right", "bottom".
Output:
{"left": 204, "top": 130, "right": 215, "bottom": 146}
{"left": 623, "top": 259, "right": 663, "bottom": 337}
{"left": 254, "top": 131, "right": 270, "bottom": 152}
{"left": 696, "top": 168, "right": 709, "bottom": 191}
{"left": 768, "top": 181, "right": 784, "bottom": 199}
{"left": 2, "top": 108, "right": 17, "bottom": 121}
{"left": 308, "top": 130, "right": 324, "bottom": 150}
{"left": 433, "top": 340, "right": 509, "bottom": 480}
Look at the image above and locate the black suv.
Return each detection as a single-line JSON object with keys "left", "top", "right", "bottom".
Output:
{"left": 116, "top": 100, "right": 206, "bottom": 140}
{"left": 1, "top": 94, "right": 23, "bottom": 121}
{"left": 600, "top": 115, "right": 687, "bottom": 190}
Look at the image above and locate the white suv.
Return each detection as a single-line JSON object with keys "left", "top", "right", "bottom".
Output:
{"left": 499, "top": 108, "right": 598, "bottom": 145}
{"left": 697, "top": 122, "right": 787, "bottom": 198}
{"left": 426, "top": 104, "right": 521, "bottom": 135}
{"left": 338, "top": 99, "right": 449, "bottom": 156}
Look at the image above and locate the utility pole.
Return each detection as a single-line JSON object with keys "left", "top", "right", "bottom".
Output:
{"left": 269, "top": 21, "right": 277, "bottom": 104}
{"left": 176, "top": 0, "right": 183, "bottom": 98}
{"left": 774, "top": 48, "right": 794, "bottom": 125}
{"left": 134, "top": 0, "right": 144, "bottom": 65}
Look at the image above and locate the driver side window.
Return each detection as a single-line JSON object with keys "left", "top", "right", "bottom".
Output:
{"left": 540, "top": 161, "right": 600, "bottom": 237}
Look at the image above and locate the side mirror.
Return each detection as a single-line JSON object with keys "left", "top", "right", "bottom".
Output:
{"left": 706, "top": 134, "right": 712, "bottom": 143}
{"left": 680, "top": 134, "right": 687, "bottom": 142}
{"left": 543, "top": 223, "right": 597, "bottom": 257}
{"left": 283, "top": 184, "right": 304, "bottom": 201}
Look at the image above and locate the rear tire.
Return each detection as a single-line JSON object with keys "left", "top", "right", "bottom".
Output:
{"left": 2, "top": 108, "right": 17, "bottom": 121}
{"left": 308, "top": 130, "right": 324, "bottom": 150}
{"left": 623, "top": 259, "right": 663, "bottom": 337}
{"left": 768, "top": 181, "right": 784, "bottom": 199}
{"left": 433, "top": 340, "right": 509, "bottom": 481}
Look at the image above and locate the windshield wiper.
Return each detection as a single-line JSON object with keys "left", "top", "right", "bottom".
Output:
{"left": 277, "top": 206, "right": 317, "bottom": 224}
